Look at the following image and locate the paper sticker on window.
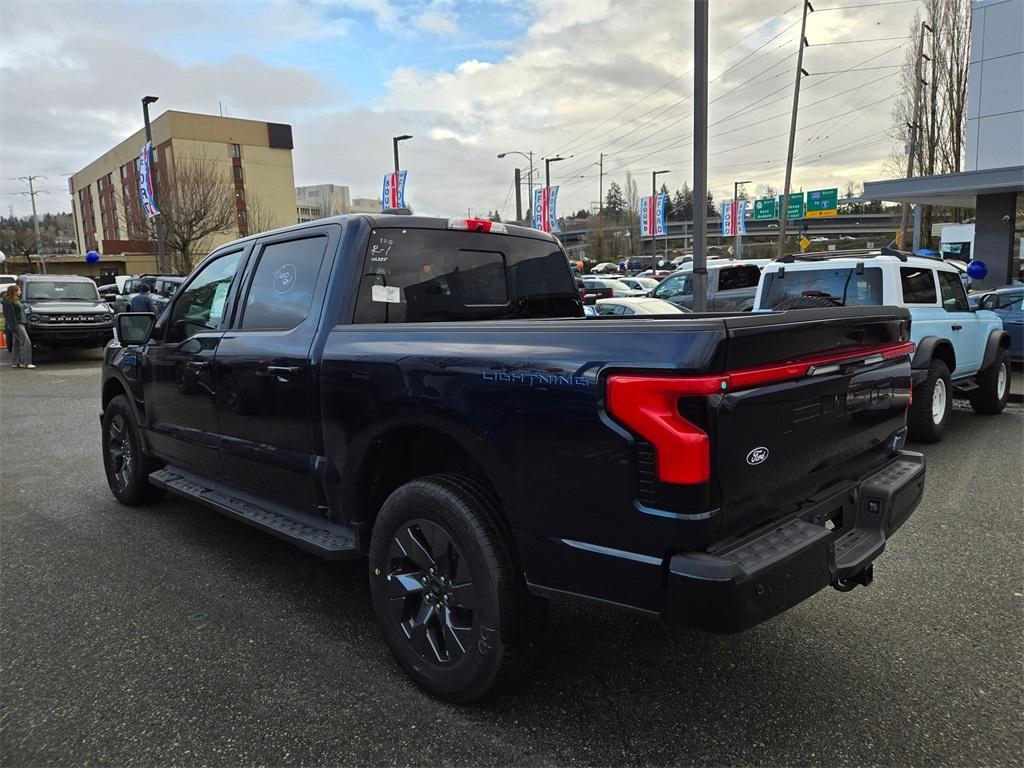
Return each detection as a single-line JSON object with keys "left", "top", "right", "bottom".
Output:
{"left": 371, "top": 285, "right": 401, "bottom": 304}
{"left": 210, "top": 281, "right": 230, "bottom": 323}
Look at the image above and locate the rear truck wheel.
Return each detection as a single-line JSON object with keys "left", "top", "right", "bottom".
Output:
{"left": 368, "top": 474, "right": 544, "bottom": 703}
{"left": 908, "top": 359, "right": 951, "bottom": 443}
{"left": 101, "top": 394, "right": 166, "bottom": 505}
{"left": 773, "top": 295, "right": 841, "bottom": 310}
{"left": 969, "top": 347, "right": 1010, "bottom": 415}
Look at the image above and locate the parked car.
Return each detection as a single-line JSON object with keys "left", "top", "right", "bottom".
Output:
{"left": 594, "top": 297, "right": 691, "bottom": 315}
{"left": 589, "top": 262, "right": 620, "bottom": 274}
{"left": 972, "top": 286, "right": 1023, "bottom": 362}
{"left": 634, "top": 269, "right": 673, "bottom": 280}
{"left": 650, "top": 260, "right": 769, "bottom": 311}
{"left": 17, "top": 274, "right": 115, "bottom": 348}
{"left": 0, "top": 274, "right": 17, "bottom": 288}
{"left": 582, "top": 277, "right": 642, "bottom": 298}
{"left": 618, "top": 277, "right": 660, "bottom": 293}
{"left": 101, "top": 213, "right": 925, "bottom": 702}
{"left": 753, "top": 249, "right": 1011, "bottom": 442}
{"left": 113, "top": 273, "right": 181, "bottom": 313}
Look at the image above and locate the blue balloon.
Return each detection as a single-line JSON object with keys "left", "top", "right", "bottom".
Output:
{"left": 85, "top": 250, "right": 100, "bottom": 264}
{"left": 966, "top": 260, "right": 988, "bottom": 280}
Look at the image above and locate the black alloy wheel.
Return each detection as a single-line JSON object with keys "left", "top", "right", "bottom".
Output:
{"left": 384, "top": 518, "right": 477, "bottom": 665}
{"left": 101, "top": 394, "right": 165, "bottom": 505}
{"left": 107, "top": 413, "right": 134, "bottom": 493}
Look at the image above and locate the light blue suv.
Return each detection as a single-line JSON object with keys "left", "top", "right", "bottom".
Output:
{"left": 753, "top": 250, "right": 1012, "bottom": 443}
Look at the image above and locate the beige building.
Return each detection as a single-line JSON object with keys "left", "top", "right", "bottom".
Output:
{"left": 296, "top": 184, "right": 351, "bottom": 222}
{"left": 70, "top": 111, "right": 296, "bottom": 271}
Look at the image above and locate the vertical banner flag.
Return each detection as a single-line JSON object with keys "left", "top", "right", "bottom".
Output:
{"left": 737, "top": 199, "right": 748, "bottom": 235}
{"left": 640, "top": 194, "right": 668, "bottom": 238}
{"left": 138, "top": 141, "right": 159, "bottom": 219}
{"left": 721, "top": 200, "right": 734, "bottom": 236}
{"left": 381, "top": 170, "right": 407, "bottom": 210}
{"left": 532, "top": 186, "right": 560, "bottom": 232}
{"left": 656, "top": 193, "right": 667, "bottom": 237}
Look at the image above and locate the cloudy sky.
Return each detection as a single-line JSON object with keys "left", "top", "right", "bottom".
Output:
{"left": 0, "top": 0, "right": 921, "bottom": 220}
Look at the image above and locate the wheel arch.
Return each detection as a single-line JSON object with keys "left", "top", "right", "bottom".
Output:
{"left": 980, "top": 329, "right": 1012, "bottom": 371}
{"left": 912, "top": 336, "right": 955, "bottom": 374}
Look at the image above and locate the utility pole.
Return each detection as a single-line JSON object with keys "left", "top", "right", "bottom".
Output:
{"left": 778, "top": 0, "right": 813, "bottom": 258}
{"left": 13, "top": 175, "right": 47, "bottom": 273}
{"left": 514, "top": 168, "right": 523, "bottom": 222}
{"left": 545, "top": 156, "right": 565, "bottom": 190}
{"left": 900, "top": 20, "right": 931, "bottom": 249}
{"left": 598, "top": 152, "right": 605, "bottom": 216}
{"left": 692, "top": 0, "right": 709, "bottom": 312}
{"left": 141, "top": 96, "right": 166, "bottom": 273}
{"left": 734, "top": 179, "right": 751, "bottom": 259}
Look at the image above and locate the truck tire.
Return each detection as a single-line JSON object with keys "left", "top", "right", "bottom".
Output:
{"left": 368, "top": 474, "right": 543, "bottom": 703}
{"left": 101, "top": 394, "right": 166, "bottom": 505}
{"left": 908, "top": 359, "right": 951, "bottom": 443}
{"left": 773, "top": 295, "right": 840, "bottom": 310}
{"left": 969, "top": 347, "right": 1010, "bottom": 415}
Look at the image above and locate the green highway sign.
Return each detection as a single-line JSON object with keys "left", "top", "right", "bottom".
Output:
{"left": 806, "top": 187, "right": 838, "bottom": 218}
{"left": 753, "top": 198, "right": 777, "bottom": 221}
{"left": 779, "top": 192, "right": 804, "bottom": 221}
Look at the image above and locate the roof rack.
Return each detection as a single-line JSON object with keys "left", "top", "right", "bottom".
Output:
{"left": 777, "top": 248, "right": 908, "bottom": 263}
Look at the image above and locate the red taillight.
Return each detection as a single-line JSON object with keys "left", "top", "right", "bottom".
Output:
{"left": 447, "top": 218, "right": 507, "bottom": 233}
{"left": 606, "top": 341, "right": 916, "bottom": 486}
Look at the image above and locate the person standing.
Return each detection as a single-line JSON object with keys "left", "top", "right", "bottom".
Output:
{"left": 2, "top": 286, "right": 14, "bottom": 355}
{"left": 129, "top": 282, "right": 155, "bottom": 313}
{"left": 4, "top": 284, "right": 35, "bottom": 369}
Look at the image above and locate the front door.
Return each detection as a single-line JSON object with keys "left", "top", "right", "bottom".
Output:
{"left": 142, "top": 248, "right": 247, "bottom": 475}
{"left": 936, "top": 269, "right": 984, "bottom": 376}
{"left": 213, "top": 227, "right": 338, "bottom": 510}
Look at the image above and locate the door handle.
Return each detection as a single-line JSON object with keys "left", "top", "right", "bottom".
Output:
{"left": 187, "top": 361, "right": 211, "bottom": 371}
{"left": 266, "top": 365, "right": 301, "bottom": 380}
{"left": 952, "top": 324, "right": 962, "bottom": 331}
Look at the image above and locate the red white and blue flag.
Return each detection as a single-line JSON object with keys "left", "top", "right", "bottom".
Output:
{"left": 381, "top": 170, "right": 407, "bottom": 210}
{"left": 721, "top": 200, "right": 748, "bottom": 236}
{"left": 138, "top": 141, "right": 159, "bottom": 219}
{"left": 532, "top": 186, "right": 560, "bottom": 233}
{"left": 640, "top": 194, "right": 667, "bottom": 237}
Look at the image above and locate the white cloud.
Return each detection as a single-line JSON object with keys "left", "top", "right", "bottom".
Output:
{"left": 413, "top": 0, "right": 459, "bottom": 36}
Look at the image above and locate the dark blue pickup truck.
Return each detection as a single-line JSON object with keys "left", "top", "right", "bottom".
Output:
{"left": 101, "top": 214, "right": 925, "bottom": 702}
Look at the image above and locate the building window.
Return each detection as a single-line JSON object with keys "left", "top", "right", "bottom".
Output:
{"left": 230, "top": 143, "right": 241, "bottom": 158}
{"left": 235, "top": 189, "right": 245, "bottom": 202}
{"left": 233, "top": 166, "right": 243, "bottom": 181}
{"left": 238, "top": 210, "right": 247, "bottom": 223}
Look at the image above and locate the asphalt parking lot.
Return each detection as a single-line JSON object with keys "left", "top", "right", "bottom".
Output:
{"left": 2, "top": 351, "right": 1022, "bottom": 767}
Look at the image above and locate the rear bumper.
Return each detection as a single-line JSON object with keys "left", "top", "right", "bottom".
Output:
{"left": 666, "top": 449, "right": 925, "bottom": 633}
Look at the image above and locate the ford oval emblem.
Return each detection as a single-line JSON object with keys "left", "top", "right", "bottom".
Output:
{"left": 746, "top": 447, "right": 769, "bottom": 466}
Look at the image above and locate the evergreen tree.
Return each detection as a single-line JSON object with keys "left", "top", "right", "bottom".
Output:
{"left": 604, "top": 182, "right": 626, "bottom": 218}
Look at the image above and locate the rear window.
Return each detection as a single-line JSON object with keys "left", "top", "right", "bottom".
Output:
{"left": 717, "top": 265, "right": 761, "bottom": 291}
{"left": 760, "top": 267, "right": 883, "bottom": 309}
{"left": 353, "top": 228, "right": 582, "bottom": 323}
{"left": 900, "top": 267, "right": 937, "bottom": 303}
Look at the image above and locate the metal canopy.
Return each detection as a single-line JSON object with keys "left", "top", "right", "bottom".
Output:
{"left": 862, "top": 165, "right": 1024, "bottom": 208}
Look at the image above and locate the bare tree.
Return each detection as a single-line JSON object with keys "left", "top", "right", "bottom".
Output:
{"left": 245, "top": 192, "right": 280, "bottom": 236}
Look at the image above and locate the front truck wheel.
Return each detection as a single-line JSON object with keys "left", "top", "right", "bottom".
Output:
{"left": 970, "top": 347, "right": 1010, "bottom": 415}
{"left": 368, "top": 474, "right": 545, "bottom": 703}
{"left": 102, "top": 394, "right": 166, "bottom": 505}
{"left": 909, "top": 359, "right": 951, "bottom": 443}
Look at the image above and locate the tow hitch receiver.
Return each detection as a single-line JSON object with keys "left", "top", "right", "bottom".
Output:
{"left": 833, "top": 563, "right": 874, "bottom": 592}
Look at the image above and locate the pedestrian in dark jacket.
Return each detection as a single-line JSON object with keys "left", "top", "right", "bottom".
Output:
{"left": 130, "top": 283, "right": 155, "bottom": 313}
{"left": 4, "top": 284, "right": 35, "bottom": 368}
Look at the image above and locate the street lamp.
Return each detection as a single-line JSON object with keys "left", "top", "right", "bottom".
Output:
{"left": 393, "top": 134, "right": 412, "bottom": 174}
{"left": 733, "top": 179, "right": 752, "bottom": 259}
{"left": 498, "top": 150, "right": 535, "bottom": 221}
{"left": 544, "top": 156, "right": 565, "bottom": 189}
{"left": 141, "top": 95, "right": 165, "bottom": 273}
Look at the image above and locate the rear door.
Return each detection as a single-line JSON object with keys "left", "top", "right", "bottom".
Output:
{"left": 936, "top": 268, "right": 983, "bottom": 376}
{"left": 213, "top": 225, "right": 339, "bottom": 510}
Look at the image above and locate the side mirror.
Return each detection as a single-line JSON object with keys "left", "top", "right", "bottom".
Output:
{"left": 116, "top": 312, "right": 155, "bottom": 344}
{"left": 101, "top": 292, "right": 118, "bottom": 302}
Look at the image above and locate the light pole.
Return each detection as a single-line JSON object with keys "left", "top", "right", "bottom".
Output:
{"left": 497, "top": 151, "right": 534, "bottom": 221}
{"left": 733, "top": 179, "right": 751, "bottom": 259}
{"left": 544, "top": 156, "right": 564, "bottom": 190}
{"left": 392, "top": 135, "right": 412, "bottom": 175}
{"left": 652, "top": 170, "right": 670, "bottom": 260}
{"left": 693, "top": 0, "right": 709, "bottom": 312}
{"left": 142, "top": 95, "right": 166, "bottom": 273}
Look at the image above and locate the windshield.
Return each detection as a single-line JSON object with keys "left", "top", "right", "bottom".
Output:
{"left": 760, "top": 267, "right": 883, "bottom": 309}
{"left": 631, "top": 278, "right": 659, "bottom": 289}
{"left": 24, "top": 281, "right": 100, "bottom": 301}
{"left": 602, "top": 279, "right": 631, "bottom": 291}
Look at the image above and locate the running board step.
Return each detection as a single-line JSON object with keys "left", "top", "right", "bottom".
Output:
{"left": 149, "top": 466, "right": 359, "bottom": 560}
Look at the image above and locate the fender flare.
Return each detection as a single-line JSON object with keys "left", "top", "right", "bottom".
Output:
{"left": 100, "top": 369, "right": 153, "bottom": 452}
{"left": 979, "top": 329, "right": 1012, "bottom": 372}
{"left": 910, "top": 335, "right": 955, "bottom": 371}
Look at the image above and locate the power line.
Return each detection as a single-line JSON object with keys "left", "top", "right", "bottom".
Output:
{"left": 814, "top": 0, "right": 919, "bottom": 9}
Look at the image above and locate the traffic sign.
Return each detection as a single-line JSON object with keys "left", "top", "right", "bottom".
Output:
{"left": 779, "top": 192, "right": 804, "bottom": 221}
{"left": 806, "top": 187, "right": 838, "bottom": 218}
{"left": 799, "top": 236, "right": 810, "bottom": 250}
{"left": 753, "top": 198, "right": 776, "bottom": 221}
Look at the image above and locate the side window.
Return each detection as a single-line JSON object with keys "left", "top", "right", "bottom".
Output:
{"left": 166, "top": 251, "right": 244, "bottom": 343}
{"left": 717, "top": 265, "right": 760, "bottom": 291}
{"left": 655, "top": 275, "right": 688, "bottom": 298}
{"left": 241, "top": 236, "right": 329, "bottom": 330}
{"left": 900, "top": 267, "right": 938, "bottom": 304}
{"left": 937, "top": 270, "right": 970, "bottom": 312}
